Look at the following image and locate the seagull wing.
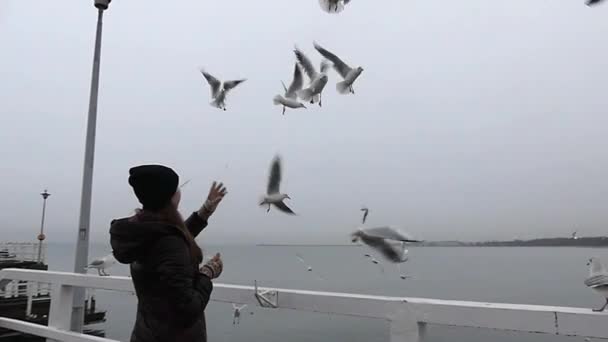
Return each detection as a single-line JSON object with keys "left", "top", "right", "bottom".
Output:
{"left": 364, "top": 237, "right": 402, "bottom": 262}
{"left": 364, "top": 226, "right": 419, "bottom": 242}
{"left": 294, "top": 47, "right": 318, "bottom": 81}
{"left": 200, "top": 70, "right": 222, "bottom": 98}
{"left": 313, "top": 42, "right": 352, "bottom": 78}
{"left": 273, "top": 201, "right": 296, "bottom": 215}
{"left": 319, "top": 0, "right": 345, "bottom": 13}
{"left": 267, "top": 156, "right": 282, "bottom": 194}
{"left": 223, "top": 79, "right": 247, "bottom": 93}
{"left": 585, "top": 274, "right": 608, "bottom": 287}
{"left": 286, "top": 63, "right": 304, "bottom": 99}
{"left": 587, "top": 0, "right": 604, "bottom": 6}
{"left": 88, "top": 259, "right": 105, "bottom": 267}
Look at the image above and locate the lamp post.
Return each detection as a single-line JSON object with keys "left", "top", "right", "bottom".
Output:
{"left": 70, "top": 0, "right": 112, "bottom": 332}
{"left": 37, "top": 190, "right": 51, "bottom": 263}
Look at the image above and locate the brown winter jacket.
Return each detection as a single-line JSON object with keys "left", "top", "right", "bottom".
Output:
{"left": 109, "top": 212, "right": 211, "bottom": 342}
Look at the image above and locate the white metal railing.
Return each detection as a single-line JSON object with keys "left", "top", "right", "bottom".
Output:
{"left": 0, "top": 242, "right": 46, "bottom": 263}
{"left": 1, "top": 268, "right": 608, "bottom": 342}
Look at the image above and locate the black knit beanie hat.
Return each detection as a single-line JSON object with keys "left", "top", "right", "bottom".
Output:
{"left": 128, "top": 165, "right": 179, "bottom": 211}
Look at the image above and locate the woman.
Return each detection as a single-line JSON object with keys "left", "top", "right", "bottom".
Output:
{"left": 110, "top": 165, "right": 227, "bottom": 342}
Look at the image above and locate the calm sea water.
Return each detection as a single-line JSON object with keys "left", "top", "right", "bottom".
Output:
{"left": 46, "top": 243, "right": 607, "bottom": 342}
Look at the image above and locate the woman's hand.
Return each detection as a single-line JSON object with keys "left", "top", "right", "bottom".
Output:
{"left": 197, "top": 181, "right": 227, "bottom": 219}
{"left": 200, "top": 253, "right": 223, "bottom": 279}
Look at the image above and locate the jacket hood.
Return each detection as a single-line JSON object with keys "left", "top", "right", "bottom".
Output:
{"left": 109, "top": 217, "right": 182, "bottom": 264}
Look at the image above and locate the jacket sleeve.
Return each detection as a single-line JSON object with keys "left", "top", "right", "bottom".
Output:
{"left": 150, "top": 235, "right": 213, "bottom": 328}
{"left": 184, "top": 212, "right": 208, "bottom": 238}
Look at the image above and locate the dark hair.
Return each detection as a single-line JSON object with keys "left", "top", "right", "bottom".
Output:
{"left": 132, "top": 205, "right": 203, "bottom": 264}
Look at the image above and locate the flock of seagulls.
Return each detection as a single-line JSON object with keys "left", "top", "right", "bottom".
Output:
{"left": 200, "top": 41, "right": 362, "bottom": 114}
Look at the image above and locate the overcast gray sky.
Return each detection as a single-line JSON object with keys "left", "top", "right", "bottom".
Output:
{"left": 1, "top": 0, "right": 608, "bottom": 246}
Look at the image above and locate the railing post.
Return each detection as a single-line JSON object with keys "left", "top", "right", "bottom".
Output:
{"left": 46, "top": 284, "right": 75, "bottom": 342}
{"left": 389, "top": 305, "right": 421, "bottom": 342}
{"left": 26, "top": 281, "right": 33, "bottom": 317}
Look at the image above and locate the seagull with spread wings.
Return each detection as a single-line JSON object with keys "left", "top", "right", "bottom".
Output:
{"left": 273, "top": 63, "right": 307, "bottom": 115}
{"left": 294, "top": 47, "right": 331, "bottom": 107}
{"left": 199, "top": 69, "right": 246, "bottom": 111}
{"left": 260, "top": 155, "right": 296, "bottom": 215}
{"left": 313, "top": 42, "right": 363, "bottom": 95}
{"left": 352, "top": 227, "right": 418, "bottom": 263}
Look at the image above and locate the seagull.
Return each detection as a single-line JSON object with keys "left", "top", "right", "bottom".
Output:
{"left": 260, "top": 155, "right": 295, "bottom": 215}
{"left": 294, "top": 47, "right": 331, "bottom": 106}
{"left": 361, "top": 207, "right": 369, "bottom": 224}
{"left": 273, "top": 63, "right": 307, "bottom": 115}
{"left": 572, "top": 231, "right": 579, "bottom": 240}
{"left": 86, "top": 253, "right": 116, "bottom": 276}
{"left": 296, "top": 254, "right": 313, "bottom": 272}
{"left": 585, "top": 258, "right": 608, "bottom": 312}
{"left": 232, "top": 303, "right": 247, "bottom": 325}
{"left": 199, "top": 69, "right": 246, "bottom": 111}
{"left": 313, "top": 42, "right": 363, "bottom": 95}
{"left": 400, "top": 274, "right": 413, "bottom": 280}
{"left": 587, "top": 0, "right": 605, "bottom": 6}
{"left": 318, "top": 0, "right": 351, "bottom": 13}
{"left": 351, "top": 227, "right": 418, "bottom": 263}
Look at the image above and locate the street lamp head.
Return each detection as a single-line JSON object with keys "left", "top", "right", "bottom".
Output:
{"left": 94, "top": 0, "right": 111, "bottom": 10}
{"left": 41, "top": 189, "right": 51, "bottom": 200}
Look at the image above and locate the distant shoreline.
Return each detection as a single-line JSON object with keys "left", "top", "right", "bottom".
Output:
{"left": 256, "top": 237, "right": 608, "bottom": 248}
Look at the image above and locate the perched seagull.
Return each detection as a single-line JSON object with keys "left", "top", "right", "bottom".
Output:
{"left": 273, "top": 63, "right": 307, "bottom": 115}
{"left": 351, "top": 227, "right": 418, "bottom": 263}
{"left": 586, "top": 0, "right": 605, "bottom": 6}
{"left": 232, "top": 304, "right": 247, "bottom": 325}
{"left": 585, "top": 258, "right": 608, "bottom": 312}
{"left": 318, "top": 0, "right": 351, "bottom": 13}
{"left": 199, "top": 69, "right": 246, "bottom": 111}
{"left": 86, "top": 253, "right": 116, "bottom": 276}
{"left": 260, "top": 155, "right": 295, "bottom": 215}
{"left": 572, "top": 231, "right": 579, "bottom": 240}
{"left": 294, "top": 47, "right": 331, "bottom": 106}
{"left": 313, "top": 42, "right": 363, "bottom": 95}
{"left": 361, "top": 207, "right": 369, "bottom": 224}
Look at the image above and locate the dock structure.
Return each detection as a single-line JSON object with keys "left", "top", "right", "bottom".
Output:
{"left": 1, "top": 268, "right": 608, "bottom": 342}
{"left": 0, "top": 244, "right": 105, "bottom": 341}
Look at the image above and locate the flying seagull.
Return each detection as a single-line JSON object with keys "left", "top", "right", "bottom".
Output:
{"left": 260, "top": 155, "right": 295, "bottom": 215}
{"left": 273, "top": 63, "right": 307, "bottom": 115}
{"left": 318, "top": 0, "right": 351, "bottom": 13}
{"left": 586, "top": 0, "right": 605, "bottom": 6}
{"left": 86, "top": 253, "right": 116, "bottom": 276}
{"left": 199, "top": 69, "right": 246, "bottom": 111}
{"left": 361, "top": 207, "right": 369, "bottom": 224}
{"left": 232, "top": 303, "right": 247, "bottom": 325}
{"left": 296, "top": 254, "right": 313, "bottom": 272}
{"left": 351, "top": 227, "right": 418, "bottom": 263}
{"left": 294, "top": 47, "right": 331, "bottom": 106}
{"left": 585, "top": 258, "right": 608, "bottom": 311}
{"left": 313, "top": 42, "right": 363, "bottom": 95}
